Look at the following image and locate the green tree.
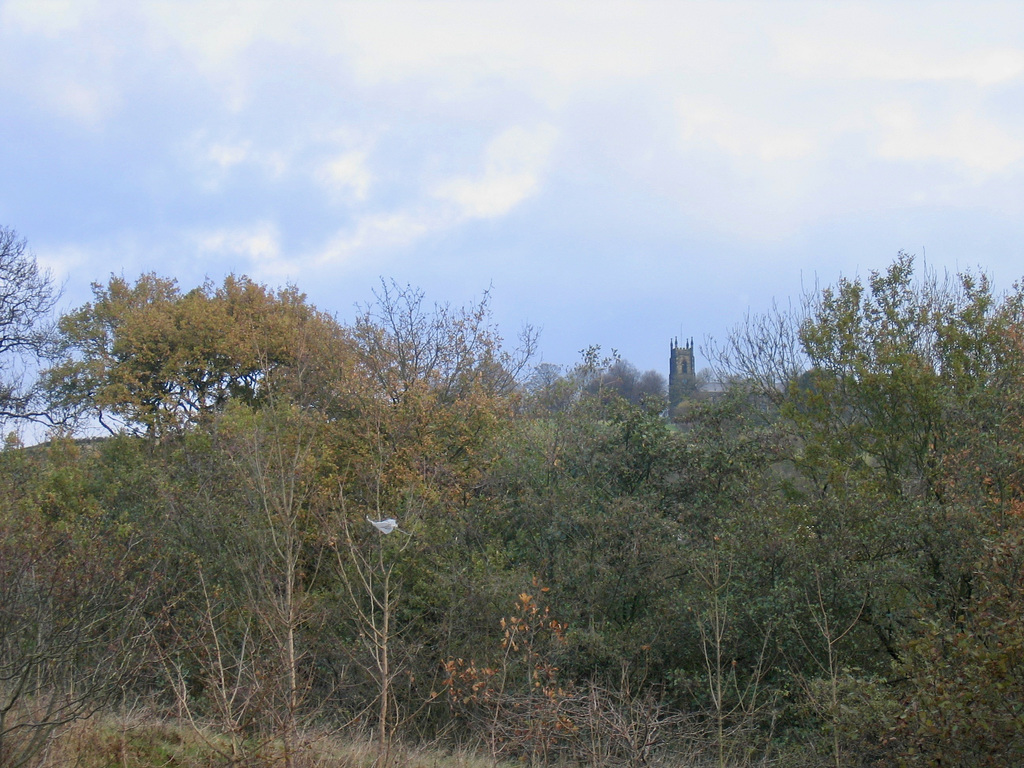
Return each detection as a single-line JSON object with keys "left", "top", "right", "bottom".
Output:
{"left": 484, "top": 357, "right": 686, "bottom": 692}
{"left": 892, "top": 530, "right": 1024, "bottom": 766}
{"left": 338, "top": 283, "right": 536, "bottom": 736}
{"left": 689, "top": 255, "right": 1024, "bottom": 757}
{"left": 794, "top": 254, "right": 947, "bottom": 496}
{"left": 0, "top": 437, "right": 154, "bottom": 768}
{"left": 153, "top": 308, "right": 354, "bottom": 766}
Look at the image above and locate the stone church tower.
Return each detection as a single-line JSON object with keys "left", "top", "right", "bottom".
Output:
{"left": 669, "top": 337, "right": 695, "bottom": 410}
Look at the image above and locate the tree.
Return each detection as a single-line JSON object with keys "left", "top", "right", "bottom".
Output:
{"left": 0, "top": 437, "right": 152, "bottom": 768}
{"left": 892, "top": 530, "right": 1024, "bottom": 765}
{"left": 45, "top": 274, "right": 335, "bottom": 437}
{"left": 159, "top": 312, "right": 355, "bottom": 767}
{"left": 705, "top": 299, "right": 807, "bottom": 405}
{"left": 676, "top": 255, "right": 1024, "bottom": 757}
{"left": 486, "top": 352, "right": 686, "bottom": 694}
{"left": 794, "top": 254, "right": 949, "bottom": 496}
{"left": 0, "top": 226, "right": 58, "bottom": 423}
{"left": 217, "top": 400, "right": 333, "bottom": 768}
{"left": 330, "top": 500, "right": 415, "bottom": 760}
{"left": 353, "top": 280, "right": 537, "bottom": 405}
{"left": 587, "top": 358, "right": 667, "bottom": 409}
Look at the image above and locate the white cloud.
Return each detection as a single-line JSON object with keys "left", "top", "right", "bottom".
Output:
{"left": 143, "top": 0, "right": 293, "bottom": 110}
{"left": 305, "top": 125, "right": 558, "bottom": 270}
{"left": 184, "top": 121, "right": 557, "bottom": 276}
{"left": 0, "top": 0, "right": 99, "bottom": 36}
{"left": 875, "top": 104, "right": 1024, "bottom": 176}
{"left": 677, "top": 96, "right": 816, "bottom": 164}
{"left": 188, "top": 138, "right": 289, "bottom": 190}
{"left": 316, "top": 150, "right": 373, "bottom": 201}
{"left": 433, "top": 173, "right": 538, "bottom": 220}
{"left": 7, "top": 0, "right": 1024, "bottom": 278}
{"left": 147, "top": 0, "right": 271, "bottom": 65}
{"left": 47, "top": 80, "right": 109, "bottom": 125}
{"left": 33, "top": 243, "right": 89, "bottom": 283}
{"left": 856, "top": 48, "right": 1024, "bottom": 86}
{"left": 3, "top": 2, "right": 736, "bottom": 113}
{"left": 206, "top": 142, "right": 252, "bottom": 170}
{"left": 779, "top": 23, "right": 1024, "bottom": 87}
{"left": 0, "top": 0, "right": 123, "bottom": 124}
{"left": 432, "top": 124, "right": 558, "bottom": 219}
{"left": 193, "top": 209, "right": 441, "bottom": 281}
{"left": 331, "top": 2, "right": 741, "bottom": 100}
{"left": 313, "top": 211, "right": 434, "bottom": 269}
{"left": 196, "top": 223, "right": 281, "bottom": 266}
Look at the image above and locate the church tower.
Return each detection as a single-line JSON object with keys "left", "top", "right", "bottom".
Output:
{"left": 669, "top": 337, "right": 695, "bottom": 410}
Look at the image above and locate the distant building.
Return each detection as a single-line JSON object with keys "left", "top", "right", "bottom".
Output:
{"left": 669, "top": 337, "right": 695, "bottom": 410}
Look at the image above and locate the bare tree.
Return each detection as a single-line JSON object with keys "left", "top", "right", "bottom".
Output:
{"left": 704, "top": 299, "right": 807, "bottom": 403}
{"left": 329, "top": 431, "right": 416, "bottom": 767}
{"left": 0, "top": 523, "right": 150, "bottom": 768}
{"left": 156, "top": 570, "right": 271, "bottom": 766}
{"left": 354, "top": 280, "right": 538, "bottom": 405}
{"left": 218, "top": 399, "right": 331, "bottom": 768}
{"left": 691, "top": 542, "right": 777, "bottom": 768}
{"left": 0, "top": 226, "right": 58, "bottom": 422}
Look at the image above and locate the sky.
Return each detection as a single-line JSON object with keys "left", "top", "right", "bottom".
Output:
{"left": 2, "top": 1, "right": 1024, "bottom": 379}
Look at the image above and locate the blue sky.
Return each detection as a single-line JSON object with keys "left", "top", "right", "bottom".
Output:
{"left": 3, "top": 1, "right": 1024, "bottom": 378}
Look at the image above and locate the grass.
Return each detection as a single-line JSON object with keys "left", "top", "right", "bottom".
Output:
{"left": 31, "top": 710, "right": 525, "bottom": 768}
{"left": 24, "top": 702, "right": 824, "bottom": 768}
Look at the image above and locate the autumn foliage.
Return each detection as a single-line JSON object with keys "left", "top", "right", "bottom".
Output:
{"left": 2, "top": 257, "right": 1024, "bottom": 765}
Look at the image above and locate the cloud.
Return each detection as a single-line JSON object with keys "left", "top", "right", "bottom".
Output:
{"left": 195, "top": 223, "right": 282, "bottom": 267}
{"left": 432, "top": 124, "right": 558, "bottom": 219}
{"left": 309, "top": 124, "right": 558, "bottom": 270}
{"left": 0, "top": 0, "right": 98, "bottom": 37}
{"left": 0, "top": 0, "right": 125, "bottom": 124}
{"left": 188, "top": 137, "right": 290, "bottom": 191}
{"left": 854, "top": 47, "right": 1024, "bottom": 86}
{"left": 7, "top": 0, "right": 1024, "bottom": 297}
{"left": 312, "top": 210, "right": 434, "bottom": 269}
{"left": 0, "top": 2, "right": 739, "bottom": 114}
{"left": 316, "top": 150, "right": 373, "bottom": 202}
{"left": 33, "top": 243, "right": 89, "bottom": 283}
{"left": 142, "top": 0, "right": 289, "bottom": 110}
{"left": 875, "top": 104, "right": 1024, "bottom": 176}
{"left": 206, "top": 142, "right": 253, "bottom": 171}
{"left": 46, "top": 80, "right": 109, "bottom": 125}
{"left": 779, "top": 20, "right": 1024, "bottom": 87}
{"left": 677, "top": 96, "right": 816, "bottom": 164}
{"left": 331, "top": 2, "right": 741, "bottom": 104}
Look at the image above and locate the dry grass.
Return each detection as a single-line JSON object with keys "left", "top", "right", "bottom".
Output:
{"left": 24, "top": 704, "right": 799, "bottom": 768}
{"left": 28, "top": 710, "right": 524, "bottom": 768}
